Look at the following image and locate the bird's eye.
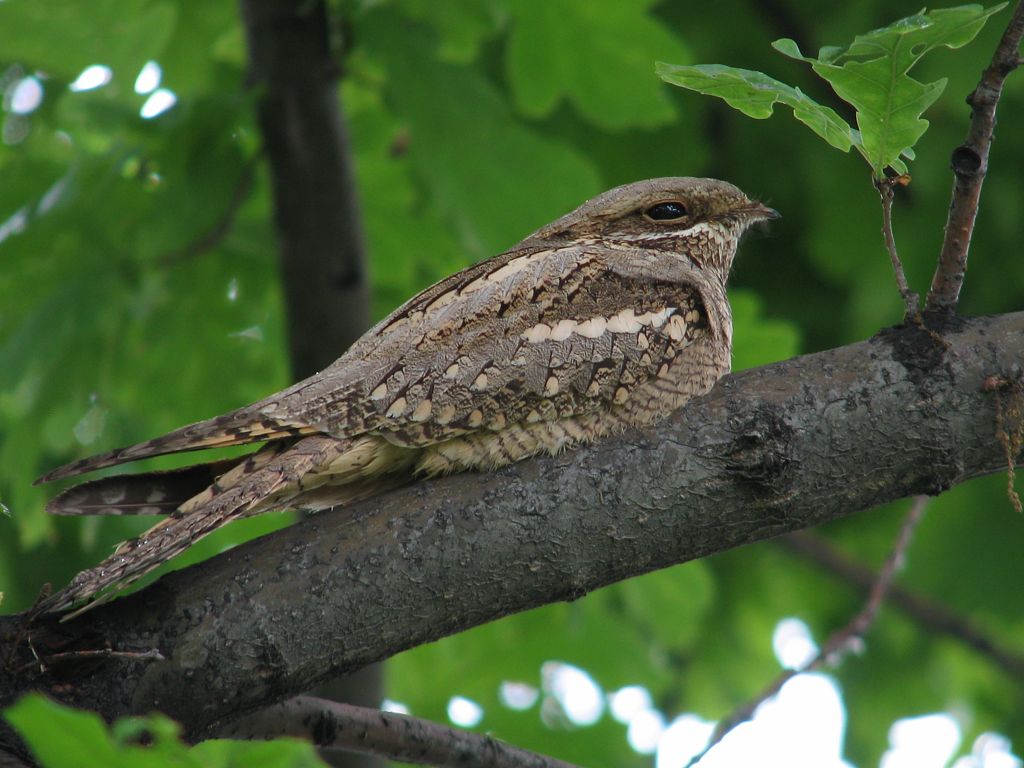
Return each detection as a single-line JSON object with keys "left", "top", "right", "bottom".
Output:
{"left": 645, "top": 202, "right": 688, "bottom": 221}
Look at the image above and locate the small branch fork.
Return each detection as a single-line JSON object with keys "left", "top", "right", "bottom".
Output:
{"left": 17, "top": 644, "right": 164, "bottom": 676}
{"left": 222, "top": 696, "right": 581, "bottom": 768}
{"left": 686, "top": 496, "right": 930, "bottom": 768}
{"left": 926, "top": 0, "right": 1024, "bottom": 314}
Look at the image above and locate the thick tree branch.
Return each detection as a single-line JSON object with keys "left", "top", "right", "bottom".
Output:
{"left": 2, "top": 312, "right": 1023, "bottom": 752}
{"left": 927, "top": 0, "right": 1024, "bottom": 314}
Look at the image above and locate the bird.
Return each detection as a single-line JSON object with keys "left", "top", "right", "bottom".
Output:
{"left": 37, "top": 177, "right": 778, "bottom": 616}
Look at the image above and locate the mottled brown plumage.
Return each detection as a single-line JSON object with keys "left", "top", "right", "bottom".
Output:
{"left": 38, "top": 177, "right": 777, "bottom": 616}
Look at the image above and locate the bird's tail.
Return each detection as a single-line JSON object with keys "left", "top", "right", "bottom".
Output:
{"left": 44, "top": 434, "right": 415, "bottom": 618}
{"left": 46, "top": 458, "right": 246, "bottom": 516}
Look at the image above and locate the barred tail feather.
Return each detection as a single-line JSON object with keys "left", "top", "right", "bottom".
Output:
{"left": 46, "top": 458, "right": 245, "bottom": 516}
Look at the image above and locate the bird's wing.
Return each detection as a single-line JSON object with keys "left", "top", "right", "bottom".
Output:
{"left": 291, "top": 242, "right": 713, "bottom": 448}
{"left": 35, "top": 408, "right": 322, "bottom": 483}
{"left": 37, "top": 242, "right": 711, "bottom": 484}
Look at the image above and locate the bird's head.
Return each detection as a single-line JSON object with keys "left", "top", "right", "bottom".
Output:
{"left": 529, "top": 177, "right": 778, "bottom": 285}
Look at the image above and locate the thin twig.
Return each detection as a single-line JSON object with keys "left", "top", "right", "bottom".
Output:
{"left": 876, "top": 176, "right": 919, "bottom": 320}
{"left": 223, "top": 695, "right": 581, "bottom": 768}
{"left": 16, "top": 645, "right": 165, "bottom": 675}
{"left": 687, "top": 496, "right": 929, "bottom": 768}
{"left": 986, "top": 373, "right": 1024, "bottom": 513}
{"left": 157, "top": 157, "right": 258, "bottom": 267}
{"left": 782, "top": 529, "right": 1024, "bottom": 680}
{"left": 926, "top": 0, "right": 1024, "bottom": 314}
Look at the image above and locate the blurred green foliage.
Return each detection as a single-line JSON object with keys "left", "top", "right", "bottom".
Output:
{"left": 1, "top": 1, "right": 1022, "bottom": 766}
{"left": 5, "top": 695, "right": 326, "bottom": 768}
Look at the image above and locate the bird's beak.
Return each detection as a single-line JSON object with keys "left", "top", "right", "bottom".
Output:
{"left": 745, "top": 202, "right": 780, "bottom": 222}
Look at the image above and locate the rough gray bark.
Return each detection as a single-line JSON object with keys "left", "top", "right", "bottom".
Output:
{"left": 1, "top": 312, "right": 1021, "bottom": 750}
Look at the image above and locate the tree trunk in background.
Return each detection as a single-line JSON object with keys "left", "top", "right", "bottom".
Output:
{"left": 239, "top": 2, "right": 378, "bottom": 766}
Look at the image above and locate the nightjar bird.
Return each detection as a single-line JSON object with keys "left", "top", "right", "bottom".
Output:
{"left": 38, "top": 177, "right": 778, "bottom": 615}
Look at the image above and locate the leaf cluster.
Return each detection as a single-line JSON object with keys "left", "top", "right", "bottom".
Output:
{"left": 658, "top": 4, "right": 1005, "bottom": 175}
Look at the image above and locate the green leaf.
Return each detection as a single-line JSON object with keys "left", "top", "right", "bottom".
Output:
{"left": 341, "top": 73, "right": 468, "bottom": 318}
{"left": 730, "top": 290, "right": 802, "bottom": 371}
{"left": 823, "top": 4, "right": 1006, "bottom": 66}
{"left": 190, "top": 739, "right": 327, "bottom": 768}
{"left": 158, "top": 4, "right": 246, "bottom": 94}
{"left": 4, "top": 695, "right": 326, "bottom": 768}
{"left": 507, "top": 0, "right": 686, "bottom": 131}
{"left": 0, "top": 0, "right": 177, "bottom": 82}
{"left": 389, "top": 597, "right": 661, "bottom": 767}
{"left": 362, "top": 11, "right": 600, "bottom": 260}
{"left": 772, "top": 4, "right": 1006, "bottom": 174}
{"left": 5, "top": 696, "right": 120, "bottom": 768}
{"left": 394, "top": 0, "right": 501, "bottom": 63}
{"left": 661, "top": 4, "right": 1004, "bottom": 175}
{"left": 656, "top": 62, "right": 856, "bottom": 153}
{"left": 609, "top": 561, "right": 716, "bottom": 651}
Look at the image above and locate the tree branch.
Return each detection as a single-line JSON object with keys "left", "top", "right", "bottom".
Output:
{"left": 2, "top": 312, "right": 1023, "bottom": 751}
{"left": 782, "top": 530, "right": 1024, "bottom": 681}
{"left": 223, "top": 696, "right": 580, "bottom": 768}
{"left": 876, "top": 176, "right": 919, "bottom": 320}
{"left": 686, "top": 496, "right": 929, "bottom": 767}
{"left": 926, "top": 0, "right": 1024, "bottom": 314}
